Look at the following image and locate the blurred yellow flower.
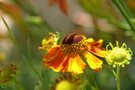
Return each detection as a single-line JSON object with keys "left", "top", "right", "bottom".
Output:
{"left": 40, "top": 33, "right": 106, "bottom": 74}
{"left": 50, "top": 74, "right": 84, "bottom": 90}
{"left": 39, "top": 32, "right": 60, "bottom": 51}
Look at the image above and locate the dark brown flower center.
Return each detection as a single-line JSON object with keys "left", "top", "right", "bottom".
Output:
{"left": 61, "top": 34, "right": 86, "bottom": 54}
{"left": 62, "top": 34, "right": 83, "bottom": 44}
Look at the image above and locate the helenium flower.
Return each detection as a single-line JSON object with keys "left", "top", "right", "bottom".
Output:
{"left": 40, "top": 33, "right": 106, "bottom": 74}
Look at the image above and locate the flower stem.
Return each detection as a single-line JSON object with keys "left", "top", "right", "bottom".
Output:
{"left": 116, "top": 65, "right": 121, "bottom": 90}
{"left": 112, "top": 0, "right": 135, "bottom": 33}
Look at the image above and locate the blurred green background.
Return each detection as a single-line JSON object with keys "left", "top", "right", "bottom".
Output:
{"left": 0, "top": 0, "right": 135, "bottom": 90}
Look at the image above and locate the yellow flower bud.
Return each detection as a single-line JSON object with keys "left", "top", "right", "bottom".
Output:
{"left": 105, "top": 41, "right": 132, "bottom": 68}
{"left": 56, "top": 80, "right": 78, "bottom": 90}
{"left": 50, "top": 74, "right": 84, "bottom": 90}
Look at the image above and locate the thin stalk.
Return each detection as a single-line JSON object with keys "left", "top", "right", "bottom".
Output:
{"left": 119, "top": 0, "right": 133, "bottom": 18}
{"left": 1, "top": 17, "right": 39, "bottom": 78}
{"left": 112, "top": 0, "right": 135, "bottom": 33}
{"left": 116, "top": 65, "right": 120, "bottom": 90}
{"left": 14, "top": 80, "right": 25, "bottom": 90}
{"left": 1, "top": 17, "right": 16, "bottom": 44}
{"left": 23, "top": 39, "right": 45, "bottom": 87}
{"left": 1, "top": 17, "right": 44, "bottom": 88}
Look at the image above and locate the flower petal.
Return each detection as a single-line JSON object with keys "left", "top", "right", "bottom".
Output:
{"left": 62, "top": 53, "right": 86, "bottom": 74}
{"left": 91, "top": 47, "right": 107, "bottom": 57}
{"left": 43, "top": 45, "right": 65, "bottom": 72}
{"left": 84, "top": 52, "right": 103, "bottom": 70}
{"left": 43, "top": 46, "right": 86, "bottom": 74}
{"left": 49, "top": 0, "right": 57, "bottom": 6}
{"left": 86, "top": 38, "right": 106, "bottom": 57}
{"left": 58, "top": 0, "right": 68, "bottom": 15}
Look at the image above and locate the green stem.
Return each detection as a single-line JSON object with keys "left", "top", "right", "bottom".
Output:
{"left": 1, "top": 17, "right": 45, "bottom": 88}
{"left": 1, "top": 17, "right": 17, "bottom": 44}
{"left": 14, "top": 80, "right": 25, "bottom": 90}
{"left": 112, "top": 0, "right": 135, "bottom": 33}
{"left": 116, "top": 65, "right": 120, "bottom": 90}
{"left": 119, "top": 0, "right": 133, "bottom": 18}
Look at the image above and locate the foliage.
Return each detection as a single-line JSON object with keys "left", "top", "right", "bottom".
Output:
{"left": 0, "top": 0, "right": 135, "bottom": 90}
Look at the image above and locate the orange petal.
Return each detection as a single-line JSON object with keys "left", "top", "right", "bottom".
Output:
{"left": 43, "top": 46, "right": 65, "bottom": 72}
{"left": 58, "top": 0, "right": 68, "bottom": 15}
{"left": 43, "top": 45, "right": 61, "bottom": 61}
{"left": 43, "top": 46, "right": 86, "bottom": 74}
{"left": 61, "top": 53, "right": 86, "bottom": 74}
{"left": 83, "top": 52, "right": 103, "bottom": 70}
{"left": 0, "top": 2, "right": 22, "bottom": 16}
{"left": 86, "top": 38, "right": 103, "bottom": 48}
{"left": 86, "top": 38, "right": 106, "bottom": 57}
{"left": 91, "top": 47, "right": 107, "bottom": 57}
{"left": 49, "top": 0, "right": 57, "bottom": 6}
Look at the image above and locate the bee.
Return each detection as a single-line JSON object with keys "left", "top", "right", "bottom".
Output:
{"left": 62, "top": 33, "right": 84, "bottom": 44}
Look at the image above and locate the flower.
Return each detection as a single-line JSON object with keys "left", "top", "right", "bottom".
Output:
{"left": 50, "top": 74, "right": 84, "bottom": 90}
{"left": 0, "top": 64, "right": 17, "bottom": 84}
{"left": 39, "top": 32, "right": 60, "bottom": 51}
{"left": 105, "top": 41, "right": 133, "bottom": 68}
{"left": 40, "top": 33, "right": 106, "bottom": 74}
{"left": 49, "top": 0, "right": 68, "bottom": 15}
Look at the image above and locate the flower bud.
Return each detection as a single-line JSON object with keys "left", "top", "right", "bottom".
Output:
{"left": 105, "top": 41, "right": 132, "bottom": 68}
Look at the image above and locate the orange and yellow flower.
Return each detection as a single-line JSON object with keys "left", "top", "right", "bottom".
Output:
{"left": 39, "top": 32, "right": 60, "bottom": 51}
{"left": 40, "top": 33, "right": 106, "bottom": 74}
{"left": 49, "top": 0, "right": 68, "bottom": 15}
